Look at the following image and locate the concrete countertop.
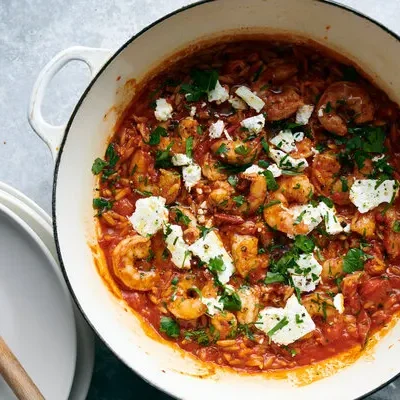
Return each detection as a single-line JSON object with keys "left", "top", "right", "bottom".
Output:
{"left": 1, "top": 0, "right": 399, "bottom": 398}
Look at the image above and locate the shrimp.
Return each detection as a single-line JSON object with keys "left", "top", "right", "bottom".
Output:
{"left": 311, "top": 151, "right": 352, "bottom": 205}
{"left": 255, "top": 59, "right": 298, "bottom": 87}
{"left": 130, "top": 149, "right": 159, "bottom": 194}
{"left": 164, "top": 275, "right": 206, "bottom": 320}
{"left": 208, "top": 181, "right": 235, "bottom": 211}
{"left": 321, "top": 257, "right": 344, "bottom": 282}
{"left": 159, "top": 117, "right": 199, "bottom": 153}
{"left": 239, "top": 171, "right": 267, "bottom": 214}
{"left": 277, "top": 175, "right": 314, "bottom": 204}
{"left": 263, "top": 192, "right": 310, "bottom": 236}
{"left": 263, "top": 87, "right": 303, "bottom": 121}
{"left": 211, "top": 140, "right": 260, "bottom": 165}
{"left": 159, "top": 169, "right": 181, "bottom": 204}
{"left": 317, "top": 82, "right": 374, "bottom": 136}
{"left": 231, "top": 234, "right": 268, "bottom": 277}
{"left": 302, "top": 292, "right": 337, "bottom": 318}
{"left": 291, "top": 137, "right": 315, "bottom": 159}
{"left": 201, "top": 153, "right": 228, "bottom": 181}
{"left": 112, "top": 235, "right": 158, "bottom": 291}
{"left": 211, "top": 312, "right": 237, "bottom": 340}
{"left": 380, "top": 208, "right": 400, "bottom": 260}
{"left": 170, "top": 206, "right": 200, "bottom": 244}
{"left": 351, "top": 211, "right": 376, "bottom": 238}
{"left": 236, "top": 286, "right": 261, "bottom": 324}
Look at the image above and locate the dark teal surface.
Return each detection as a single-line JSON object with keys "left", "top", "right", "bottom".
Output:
{"left": 87, "top": 337, "right": 173, "bottom": 400}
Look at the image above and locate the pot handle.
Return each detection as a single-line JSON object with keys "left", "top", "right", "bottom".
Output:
{"left": 28, "top": 46, "right": 113, "bottom": 160}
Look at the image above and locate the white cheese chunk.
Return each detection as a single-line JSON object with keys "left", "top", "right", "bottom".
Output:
{"left": 269, "top": 149, "right": 308, "bottom": 171}
{"left": 228, "top": 95, "right": 247, "bottom": 110}
{"left": 270, "top": 130, "right": 297, "bottom": 153}
{"left": 129, "top": 196, "right": 168, "bottom": 236}
{"left": 295, "top": 104, "right": 314, "bottom": 125}
{"left": 164, "top": 224, "right": 191, "bottom": 269}
{"left": 291, "top": 204, "right": 323, "bottom": 237}
{"left": 243, "top": 164, "right": 265, "bottom": 175}
{"left": 318, "top": 107, "right": 324, "bottom": 117}
{"left": 293, "top": 131, "right": 304, "bottom": 142}
{"left": 190, "top": 106, "right": 196, "bottom": 117}
{"left": 318, "top": 202, "right": 347, "bottom": 235}
{"left": 333, "top": 293, "right": 345, "bottom": 314}
{"left": 189, "top": 231, "right": 235, "bottom": 284}
{"left": 201, "top": 296, "right": 224, "bottom": 316}
{"left": 288, "top": 253, "right": 322, "bottom": 293}
{"left": 182, "top": 163, "right": 202, "bottom": 191}
{"left": 209, "top": 120, "right": 225, "bottom": 139}
{"left": 267, "top": 163, "right": 283, "bottom": 178}
{"left": 171, "top": 153, "right": 192, "bottom": 166}
{"left": 208, "top": 81, "right": 229, "bottom": 104}
{"left": 154, "top": 98, "right": 173, "bottom": 121}
{"left": 350, "top": 179, "right": 398, "bottom": 213}
{"left": 235, "top": 86, "right": 265, "bottom": 113}
{"left": 257, "top": 294, "right": 315, "bottom": 346}
{"left": 240, "top": 114, "right": 265, "bottom": 134}
{"left": 224, "top": 129, "right": 233, "bottom": 141}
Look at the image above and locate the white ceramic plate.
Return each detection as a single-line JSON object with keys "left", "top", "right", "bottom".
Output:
{"left": 0, "top": 184, "right": 95, "bottom": 400}
{"left": 0, "top": 202, "right": 77, "bottom": 400}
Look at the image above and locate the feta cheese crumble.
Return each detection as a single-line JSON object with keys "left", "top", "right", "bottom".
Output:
{"left": 240, "top": 114, "right": 265, "bottom": 134}
{"left": 154, "top": 98, "right": 173, "bottom": 121}
{"left": 228, "top": 96, "right": 247, "bottom": 110}
{"left": 129, "top": 196, "right": 169, "bottom": 236}
{"left": 190, "top": 106, "right": 196, "bottom": 117}
{"left": 171, "top": 153, "right": 192, "bottom": 166}
{"left": 350, "top": 179, "right": 398, "bottom": 213}
{"left": 235, "top": 86, "right": 265, "bottom": 113}
{"left": 295, "top": 104, "right": 314, "bottom": 125}
{"left": 243, "top": 163, "right": 282, "bottom": 178}
{"left": 189, "top": 231, "right": 235, "bottom": 284}
{"left": 269, "top": 148, "right": 308, "bottom": 171}
{"left": 293, "top": 131, "right": 304, "bottom": 142}
{"left": 164, "top": 224, "right": 191, "bottom": 269}
{"left": 333, "top": 293, "right": 344, "bottom": 314}
{"left": 288, "top": 253, "right": 322, "bottom": 292}
{"left": 257, "top": 294, "right": 315, "bottom": 346}
{"left": 201, "top": 296, "right": 224, "bottom": 316}
{"left": 208, "top": 81, "right": 229, "bottom": 104}
{"left": 182, "top": 163, "right": 202, "bottom": 191}
{"left": 209, "top": 120, "right": 225, "bottom": 139}
{"left": 270, "top": 130, "right": 297, "bottom": 153}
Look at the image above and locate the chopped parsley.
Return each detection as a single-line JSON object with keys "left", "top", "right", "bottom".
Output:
{"left": 160, "top": 316, "right": 180, "bottom": 338}
{"left": 227, "top": 175, "right": 238, "bottom": 187}
{"left": 294, "top": 235, "right": 315, "bottom": 253}
{"left": 267, "top": 317, "right": 289, "bottom": 337}
{"left": 92, "top": 197, "right": 113, "bottom": 215}
{"left": 233, "top": 195, "right": 246, "bottom": 206}
{"left": 342, "top": 248, "right": 371, "bottom": 273}
{"left": 91, "top": 143, "right": 120, "bottom": 177}
{"left": 234, "top": 145, "right": 250, "bottom": 156}
{"left": 393, "top": 221, "right": 400, "bottom": 233}
{"left": 184, "top": 329, "right": 210, "bottom": 345}
{"left": 262, "top": 170, "right": 279, "bottom": 191}
{"left": 186, "top": 136, "right": 194, "bottom": 158}
{"left": 220, "top": 291, "right": 242, "bottom": 312}
{"left": 147, "top": 126, "right": 168, "bottom": 146}
{"left": 174, "top": 208, "right": 191, "bottom": 225}
{"left": 324, "top": 101, "right": 332, "bottom": 113}
{"left": 216, "top": 143, "right": 228, "bottom": 155}
{"left": 264, "top": 272, "right": 286, "bottom": 285}
{"left": 340, "top": 177, "right": 349, "bottom": 192}
{"left": 180, "top": 69, "right": 219, "bottom": 101}
{"left": 261, "top": 138, "right": 269, "bottom": 153}
{"left": 208, "top": 256, "right": 225, "bottom": 273}
{"left": 294, "top": 210, "right": 306, "bottom": 225}
{"left": 155, "top": 142, "right": 173, "bottom": 168}
{"left": 198, "top": 226, "right": 214, "bottom": 238}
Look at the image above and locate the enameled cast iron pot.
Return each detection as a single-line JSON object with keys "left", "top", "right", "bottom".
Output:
{"left": 28, "top": 1, "right": 400, "bottom": 398}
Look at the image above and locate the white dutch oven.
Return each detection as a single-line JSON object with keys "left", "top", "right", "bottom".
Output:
{"left": 28, "top": 0, "right": 400, "bottom": 398}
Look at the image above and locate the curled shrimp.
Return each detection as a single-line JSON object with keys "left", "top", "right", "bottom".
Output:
{"left": 291, "top": 137, "right": 315, "bottom": 159}
{"left": 263, "top": 87, "right": 303, "bottom": 121}
{"left": 311, "top": 151, "right": 353, "bottom": 205}
{"left": 211, "top": 140, "right": 260, "bottom": 165}
{"left": 211, "top": 312, "right": 237, "bottom": 340}
{"left": 112, "top": 235, "right": 158, "bottom": 291}
{"left": 351, "top": 211, "right": 376, "bottom": 238}
{"left": 236, "top": 286, "right": 261, "bottom": 324}
{"left": 170, "top": 206, "right": 200, "bottom": 244}
{"left": 159, "top": 169, "right": 181, "bottom": 204}
{"left": 263, "top": 192, "right": 309, "bottom": 236}
{"left": 231, "top": 234, "right": 268, "bottom": 277}
{"left": 130, "top": 149, "right": 158, "bottom": 194}
{"left": 380, "top": 207, "right": 400, "bottom": 260}
{"left": 255, "top": 59, "right": 298, "bottom": 88}
{"left": 164, "top": 275, "right": 206, "bottom": 320}
{"left": 277, "top": 174, "right": 314, "bottom": 204}
{"left": 239, "top": 171, "right": 267, "bottom": 214}
{"left": 201, "top": 153, "right": 228, "bottom": 181}
{"left": 317, "top": 81, "right": 374, "bottom": 136}
{"left": 208, "top": 181, "right": 235, "bottom": 211}
{"left": 302, "top": 292, "right": 337, "bottom": 318}
{"left": 321, "top": 257, "right": 344, "bottom": 282}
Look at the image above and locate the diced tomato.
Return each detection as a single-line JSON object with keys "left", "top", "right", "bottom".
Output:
{"left": 112, "top": 198, "right": 134, "bottom": 216}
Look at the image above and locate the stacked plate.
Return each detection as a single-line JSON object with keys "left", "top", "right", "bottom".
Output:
{"left": 0, "top": 182, "right": 94, "bottom": 400}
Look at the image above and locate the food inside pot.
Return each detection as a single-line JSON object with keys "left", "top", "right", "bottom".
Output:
{"left": 91, "top": 39, "right": 400, "bottom": 371}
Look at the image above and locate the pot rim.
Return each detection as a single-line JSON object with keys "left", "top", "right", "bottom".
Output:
{"left": 52, "top": 1, "right": 400, "bottom": 398}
